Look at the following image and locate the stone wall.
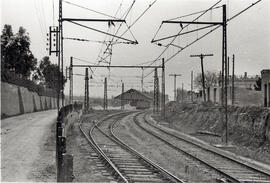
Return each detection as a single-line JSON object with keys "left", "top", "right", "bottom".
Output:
{"left": 1, "top": 82, "right": 64, "bottom": 117}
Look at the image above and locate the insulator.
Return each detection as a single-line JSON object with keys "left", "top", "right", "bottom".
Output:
{"left": 47, "top": 38, "right": 49, "bottom": 41}
{"left": 46, "top": 48, "right": 48, "bottom": 50}
{"left": 46, "top": 43, "right": 49, "bottom": 45}
{"left": 54, "top": 34, "right": 56, "bottom": 37}
{"left": 53, "top": 39, "right": 55, "bottom": 41}
{"left": 53, "top": 44, "right": 56, "bottom": 46}
{"left": 47, "top": 33, "right": 49, "bottom": 36}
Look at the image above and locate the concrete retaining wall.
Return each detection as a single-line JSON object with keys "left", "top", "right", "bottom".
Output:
{"left": 1, "top": 82, "right": 62, "bottom": 117}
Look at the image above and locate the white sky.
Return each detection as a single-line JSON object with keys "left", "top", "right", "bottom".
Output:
{"left": 1, "top": 0, "right": 270, "bottom": 100}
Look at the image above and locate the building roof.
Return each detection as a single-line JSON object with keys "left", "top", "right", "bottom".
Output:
{"left": 114, "top": 88, "right": 152, "bottom": 101}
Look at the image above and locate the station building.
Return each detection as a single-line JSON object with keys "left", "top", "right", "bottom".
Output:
{"left": 114, "top": 89, "right": 152, "bottom": 109}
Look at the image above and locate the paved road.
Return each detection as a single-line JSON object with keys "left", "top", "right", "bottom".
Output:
{"left": 1, "top": 110, "right": 57, "bottom": 182}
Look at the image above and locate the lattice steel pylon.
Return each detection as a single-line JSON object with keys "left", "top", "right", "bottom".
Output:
{"left": 103, "top": 77, "right": 108, "bottom": 110}
{"left": 84, "top": 68, "right": 89, "bottom": 111}
{"left": 153, "top": 68, "right": 160, "bottom": 113}
{"left": 121, "top": 82, "right": 124, "bottom": 110}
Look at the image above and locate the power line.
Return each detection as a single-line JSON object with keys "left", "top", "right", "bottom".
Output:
{"left": 52, "top": 0, "right": 55, "bottom": 26}
{"left": 144, "top": 0, "right": 261, "bottom": 79}
{"left": 147, "top": 0, "right": 221, "bottom": 68}
{"left": 63, "top": 0, "right": 120, "bottom": 19}
{"left": 33, "top": 0, "right": 46, "bottom": 41}
{"left": 166, "top": 5, "right": 223, "bottom": 21}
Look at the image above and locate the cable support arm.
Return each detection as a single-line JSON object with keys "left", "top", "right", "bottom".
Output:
{"left": 67, "top": 20, "right": 138, "bottom": 44}
{"left": 61, "top": 18, "right": 126, "bottom": 22}
{"left": 162, "top": 20, "right": 222, "bottom": 25}
{"left": 190, "top": 54, "right": 214, "bottom": 57}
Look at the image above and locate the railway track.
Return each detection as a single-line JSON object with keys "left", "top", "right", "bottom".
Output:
{"left": 133, "top": 112, "right": 270, "bottom": 183}
{"left": 79, "top": 111, "right": 185, "bottom": 183}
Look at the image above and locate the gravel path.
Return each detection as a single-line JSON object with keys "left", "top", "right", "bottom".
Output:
{"left": 1, "top": 110, "right": 57, "bottom": 182}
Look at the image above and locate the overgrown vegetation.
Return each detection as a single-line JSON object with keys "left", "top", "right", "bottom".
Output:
{"left": 1, "top": 24, "right": 66, "bottom": 94}
{"left": 194, "top": 71, "right": 218, "bottom": 89}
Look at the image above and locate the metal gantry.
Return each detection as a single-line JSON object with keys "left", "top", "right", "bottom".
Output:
{"left": 70, "top": 63, "right": 165, "bottom": 116}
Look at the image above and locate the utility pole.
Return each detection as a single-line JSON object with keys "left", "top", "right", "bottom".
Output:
{"left": 161, "top": 58, "right": 165, "bottom": 119}
{"left": 191, "top": 71, "right": 193, "bottom": 102}
{"left": 223, "top": 5, "right": 228, "bottom": 144}
{"left": 84, "top": 68, "right": 89, "bottom": 111}
{"left": 104, "top": 77, "right": 108, "bottom": 110}
{"left": 169, "top": 74, "right": 181, "bottom": 101}
{"left": 227, "top": 56, "right": 230, "bottom": 104}
{"left": 232, "top": 54, "right": 235, "bottom": 105}
{"left": 182, "top": 83, "right": 184, "bottom": 103}
{"left": 121, "top": 82, "right": 124, "bottom": 110}
{"left": 141, "top": 68, "right": 144, "bottom": 92}
{"left": 190, "top": 53, "right": 213, "bottom": 102}
{"left": 69, "top": 57, "right": 73, "bottom": 104}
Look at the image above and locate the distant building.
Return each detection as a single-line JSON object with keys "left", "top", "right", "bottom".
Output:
{"left": 230, "top": 72, "right": 259, "bottom": 90}
{"left": 114, "top": 89, "right": 152, "bottom": 109}
{"left": 261, "top": 70, "right": 270, "bottom": 107}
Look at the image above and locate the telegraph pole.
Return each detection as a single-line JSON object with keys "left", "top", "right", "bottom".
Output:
{"left": 232, "top": 54, "right": 235, "bottom": 105}
{"left": 161, "top": 58, "right": 165, "bottom": 119}
{"left": 190, "top": 53, "right": 213, "bottom": 102}
{"left": 169, "top": 74, "right": 181, "bottom": 101}
{"left": 181, "top": 83, "right": 184, "bottom": 103}
{"left": 104, "top": 77, "right": 108, "bottom": 110}
{"left": 69, "top": 57, "right": 73, "bottom": 104}
{"left": 84, "top": 68, "right": 89, "bottom": 111}
{"left": 223, "top": 5, "right": 228, "bottom": 144}
{"left": 227, "top": 56, "right": 230, "bottom": 104}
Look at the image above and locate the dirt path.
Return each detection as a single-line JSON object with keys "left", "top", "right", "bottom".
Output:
{"left": 1, "top": 110, "right": 57, "bottom": 182}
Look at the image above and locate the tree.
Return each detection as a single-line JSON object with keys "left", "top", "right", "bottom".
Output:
{"left": 254, "top": 77, "right": 261, "bottom": 91}
{"left": 1, "top": 24, "right": 15, "bottom": 71}
{"left": 1, "top": 25, "right": 37, "bottom": 78}
{"left": 194, "top": 71, "right": 218, "bottom": 89}
{"left": 37, "top": 56, "right": 66, "bottom": 91}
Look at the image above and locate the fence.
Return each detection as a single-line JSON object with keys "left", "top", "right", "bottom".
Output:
{"left": 56, "top": 102, "right": 82, "bottom": 182}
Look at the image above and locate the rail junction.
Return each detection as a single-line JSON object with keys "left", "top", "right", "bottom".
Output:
{"left": 74, "top": 111, "right": 270, "bottom": 183}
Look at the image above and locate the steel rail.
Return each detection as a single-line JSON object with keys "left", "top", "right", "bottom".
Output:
{"left": 79, "top": 112, "right": 130, "bottom": 183}
{"left": 132, "top": 113, "right": 239, "bottom": 182}
{"left": 109, "top": 112, "right": 185, "bottom": 183}
{"left": 140, "top": 112, "right": 270, "bottom": 182}
{"left": 90, "top": 111, "right": 184, "bottom": 182}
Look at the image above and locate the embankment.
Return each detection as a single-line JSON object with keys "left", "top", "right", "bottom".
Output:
{"left": 158, "top": 102, "right": 270, "bottom": 163}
